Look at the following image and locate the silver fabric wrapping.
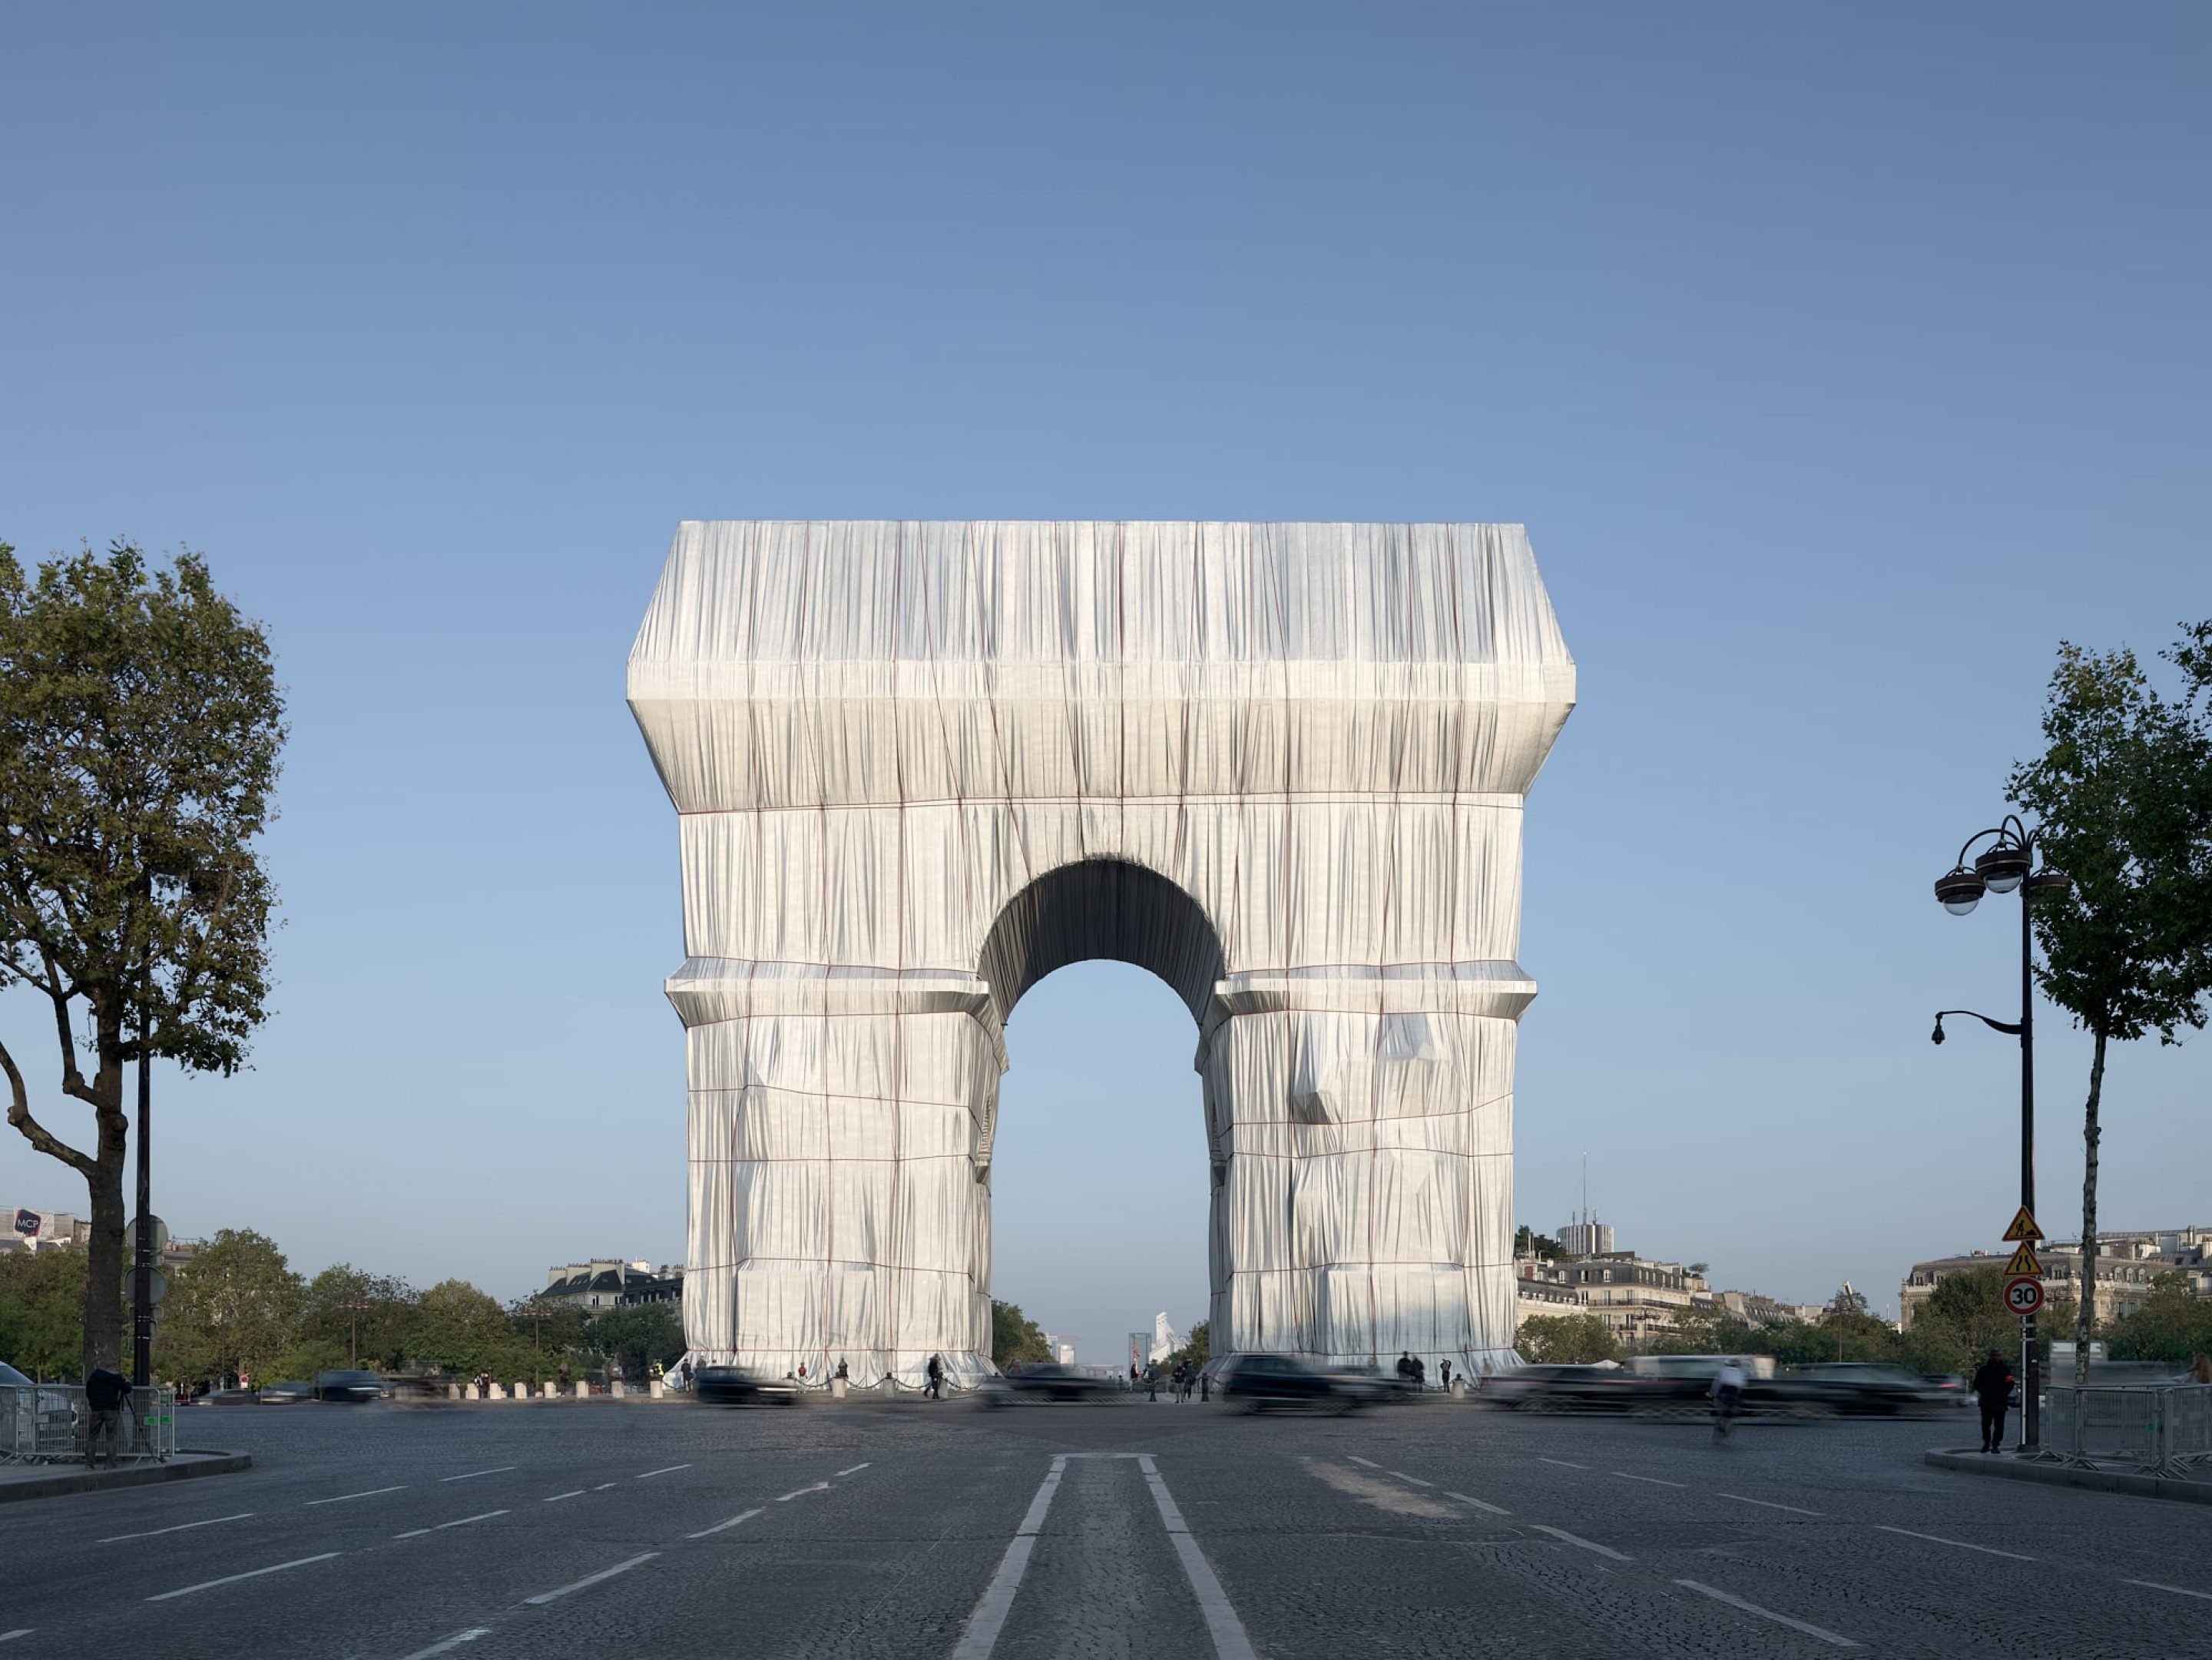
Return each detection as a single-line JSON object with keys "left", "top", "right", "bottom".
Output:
{"left": 630, "top": 522, "right": 1575, "bottom": 1386}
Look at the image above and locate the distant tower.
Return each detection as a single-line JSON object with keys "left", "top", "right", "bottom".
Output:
{"left": 1559, "top": 1155, "right": 1614, "bottom": 1256}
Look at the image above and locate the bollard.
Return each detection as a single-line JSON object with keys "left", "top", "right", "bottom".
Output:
{"left": 513, "top": 1382, "right": 529, "bottom": 1400}
{"left": 832, "top": 1376, "right": 848, "bottom": 1400}
{"left": 611, "top": 1380, "right": 626, "bottom": 1399}
{"left": 575, "top": 1380, "right": 589, "bottom": 1399}
{"left": 447, "top": 1383, "right": 461, "bottom": 1400}
{"left": 650, "top": 1377, "right": 665, "bottom": 1400}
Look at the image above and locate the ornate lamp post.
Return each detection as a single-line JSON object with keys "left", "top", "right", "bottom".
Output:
{"left": 1931, "top": 814, "right": 2070, "bottom": 1450}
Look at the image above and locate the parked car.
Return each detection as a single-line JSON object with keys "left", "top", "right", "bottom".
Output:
{"left": 257, "top": 1380, "right": 314, "bottom": 1404}
{"left": 1214, "top": 1354, "right": 1364, "bottom": 1413}
{"left": 982, "top": 1363, "right": 1118, "bottom": 1405}
{"left": 694, "top": 1366, "right": 801, "bottom": 1407}
{"left": 312, "top": 1370, "right": 390, "bottom": 1403}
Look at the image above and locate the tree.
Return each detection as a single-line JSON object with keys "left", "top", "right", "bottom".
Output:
{"left": 587, "top": 1302, "right": 684, "bottom": 1381}
{"left": 2104, "top": 1271, "right": 2212, "bottom": 1366}
{"left": 2010, "top": 624, "right": 2212, "bottom": 1381}
{"left": 300, "top": 1265, "right": 416, "bottom": 1369}
{"left": 1515, "top": 1314, "right": 1619, "bottom": 1364}
{"left": 0, "top": 542, "right": 285, "bottom": 1373}
{"left": 0, "top": 1245, "right": 87, "bottom": 1377}
{"left": 1901, "top": 1267, "right": 2018, "bottom": 1377}
{"left": 990, "top": 1298, "right": 1051, "bottom": 1368}
{"left": 157, "top": 1228, "right": 301, "bottom": 1387}
{"left": 1158, "top": 1318, "right": 1210, "bottom": 1373}
{"left": 407, "top": 1279, "right": 518, "bottom": 1377}
{"left": 1514, "top": 1226, "right": 1562, "bottom": 1261}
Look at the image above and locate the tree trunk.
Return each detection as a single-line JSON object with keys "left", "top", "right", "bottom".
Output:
{"left": 81, "top": 1077, "right": 131, "bottom": 1377}
{"left": 2075, "top": 1027, "right": 2107, "bottom": 1387}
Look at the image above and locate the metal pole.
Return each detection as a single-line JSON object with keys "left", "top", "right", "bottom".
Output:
{"left": 2019, "top": 884, "right": 2038, "bottom": 1450}
{"left": 132, "top": 1000, "right": 153, "bottom": 1389}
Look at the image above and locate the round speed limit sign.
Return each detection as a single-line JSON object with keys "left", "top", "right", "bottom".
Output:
{"left": 2004, "top": 1275, "right": 2045, "bottom": 1315}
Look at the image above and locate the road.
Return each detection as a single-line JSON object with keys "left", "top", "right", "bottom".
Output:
{"left": 3, "top": 1395, "right": 2206, "bottom": 1657}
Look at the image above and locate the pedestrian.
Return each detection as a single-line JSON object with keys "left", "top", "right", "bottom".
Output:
{"left": 926, "top": 1352, "right": 944, "bottom": 1400}
{"left": 2191, "top": 1353, "right": 2212, "bottom": 1385}
{"left": 1412, "top": 1355, "right": 1427, "bottom": 1389}
{"left": 1199, "top": 1367, "right": 1210, "bottom": 1403}
{"left": 1395, "top": 1350, "right": 1416, "bottom": 1389}
{"left": 1971, "top": 1348, "right": 2015, "bottom": 1453}
{"left": 1439, "top": 1358, "right": 1452, "bottom": 1393}
{"left": 835, "top": 1358, "right": 849, "bottom": 1381}
{"left": 1146, "top": 1364, "right": 1158, "bottom": 1402}
{"left": 84, "top": 1364, "right": 132, "bottom": 1469}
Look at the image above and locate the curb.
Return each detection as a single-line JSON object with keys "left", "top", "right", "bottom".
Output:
{"left": 0, "top": 1450, "right": 251, "bottom": 1505}
{"left": 1924, "top": 1448, "right": 2212, "bottom": 1506}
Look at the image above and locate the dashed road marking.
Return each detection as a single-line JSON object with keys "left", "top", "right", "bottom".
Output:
{"left": 687, "top": 1506, "right": 765, "bottom": 1539}
{"left": 396, "top": 1630, "right": 492, "bottom": 1659}
{"left": 1385, "top": 1469, "right": 1434, "bottom": 1487}
{"left": 100, "top": 1511, "right": 254, "bottom": 1542}
{"left": 522, "top": 1552, "right": 660, "bottom": 1606}
{"left": 1717, "top": 1492, "right": 1823, "bottom": 1516}
{"left": 636, "top": 1463, "right": 691, "bottom": 1479}
{"left": 951, "top": 1454, "right": 1065, "bottom": 1658}
{"left": 1348, "top": 1455, "right": 1382, "bottom": 1468}
{"left": 1673, "top": 1579, "right": 1859, "bottom": 1647}
{"left": 593, "top": 1483, "right": 617, "bottom": 1491}
{"left": 1537, "top": 1456, "right": 1588, "bottom": 1469}
{"left": 146, "top": 1552, "right": 341, "bottom": 1602}
{"left": 395, "top": 1509, "right": 508, "bottom": 1540}
{"left": 1138, "top": 1456, "right": 1257, "bottom": 1660}
{"left": 1445, "top": 1490, "right": 1511, "bottom": 1516}
{"left": 1, "top": 1632, "right": 31, "bottom": 1645}
{"left": 2128, "top": 1579, "right": 2212, "bottom": 1601}
{"left": 775, "top": 1481, "right": 830, "bottom": 1502}
{"left": 1876, "top": 1525, "right": 2031, "bottom": 1560}
{"left": 543, "top": 1489, "right": 585, "bottom": 1503}
{"left": 1613, "top": 1472, "right": 1687, "bottom": 1488}
{"left": 306, "top": 1485, "right": 406, "bottom": 1506}
{"left": 836, "top": 1462, "right": 873, "bottom": 1477}
{"left": 439, "top": 1466, "right": 515, "bottom": 1483}
{"left": 1531, "top": 1523, "right": 1631, "bottom": 1562}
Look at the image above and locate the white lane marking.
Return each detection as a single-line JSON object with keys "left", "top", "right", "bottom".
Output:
{"left": 1138, "top": 1455, "right": 1258, "bottom": 1660}
{"left": 522, "top": 1552, "right": 661, "bottom": 1606}
{"left": 636, "top": 1463, "right": 691, "bottom": 1479}
{"left": 394, "top": 1509, "right": 508, "bottom": 1540}
{"left": 775, "top": 1481, "right": 830, "bottom": 1502}
{"left": 306, "top": 1485, "right": 406, "bottom": 1506}
{"left": 593, "top": 1483, "right": 618, "bottom": 1491}
{"left": 544, "top": 1489, "right": 586, "bottom": 1503}
{"left": 951, "top": 1456, "right": 1066, "bottom": 1660}
{"left": 146, "top": 1552, "right": 341, "bottom": 1602}
{"left": 687, "top": 1506, "right": 765, "bottom": 1539}
{"left": 396, "top": 1630, "right": 493, "bottom": 1659}
{"left": 1, "top": 1634, "right": 31, "bottom": 1645}
{"left": 1613, "top": 1471, "right": 1687, "bottom": 1488}
{"left": 836, "top": 1462, "right": 872, "bottom": 1477}
{"left": 2128, "top": 1579, "right": 2212, "bottom": 1601}
{"left": 1673, "top": 1579, "right": 1860, "bottom": 1647}
{"left": 1537, "top": 1456, "right": 1588, "bottom": 1470}
{"left": 439, "top": 1466, "right": 515, "bottom": 1483}
{"left": 1385, "top": 1469, "right": 1434, "bottom": 1488}
{"left": 1717, "top": 1492, "right": 1823, "bottom": 1516}
{"left": 1445, "top": 1490, "right": 1511, "bottom": 1516}
{"left": 1876, "top": 1525, "right": 2032, "bottom": 1560}
{"left": 1347, "top": 1455, "right": 1382, "bottom": 1468}
{"left": 1531, "top": 1523, "right": 1631, "bottom": 1562}
{"left": 100, "top": 1511, "right": 254, "bottom": 1542}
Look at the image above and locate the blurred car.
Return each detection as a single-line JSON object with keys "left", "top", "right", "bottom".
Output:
{"left": 1479, "top": 1363, "right": 1632, "bottom": 1413}
{"left": 694, "top": 1366, "right": 801, "bottom": 1407}
{"left": 257, "top": 1380, "right": 314, "bottom": 1404}
{"left": 982, "top": 1363, "right": 1118, "bottom": 1404}
{"left": 312, "top": 1370, "right": 390, "bottom": 1403}
{"left": 198, "top": 1386, "right": 260, "bottom": 1406}
{"left": 1214, "top": 1354, "right": 1363, "bottom": 1413}
{"left": 0, "top": 1361, "right": 34, "bottom": 1389}
{"left": 1778, "top": 1363, "right": 1953, "bottom": 1417}
{"left": 1331, "top": 1364, "right": 1419, "bottom": 1404}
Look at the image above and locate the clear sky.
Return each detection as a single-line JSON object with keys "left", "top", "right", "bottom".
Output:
{"left": 2, "top": 6, "right": 2206, "bottom": 1357}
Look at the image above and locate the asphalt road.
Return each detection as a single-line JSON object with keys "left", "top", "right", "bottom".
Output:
{"left": 4, "top": 1395, "right": 2206, "bottom": 1658}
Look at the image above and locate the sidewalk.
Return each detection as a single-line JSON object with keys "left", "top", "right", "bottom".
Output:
{"left": 1926, "top": 1446, "right": 2212, "bottom": 1506}
{"left": 0, "top": 1451, "right": 251, "bottom": 1506}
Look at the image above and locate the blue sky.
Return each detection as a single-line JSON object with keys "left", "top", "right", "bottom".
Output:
{"left": 2, "top": 5, "right": 2205, "bottom": 1355}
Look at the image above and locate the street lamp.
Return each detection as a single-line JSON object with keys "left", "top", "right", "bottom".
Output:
{"left": 1931, "top": 814, "right": 2071, "bottom": 1451}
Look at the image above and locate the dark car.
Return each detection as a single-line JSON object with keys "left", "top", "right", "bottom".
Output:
{"left": 694, "top": 1366, "right": 801, "bottom": 1406}
{"left": 257, "top": 1380, "right": 314, "bottom": 1404}
{"left": 982, "top": 1363, "right": 1118, "bottom": 1405}
{"left": 312, "top": 1370, "right": 389, "bottom": 1403}
{"left": 1780, "top": 1363, "right": 1954, "bottom": 1417}
{"left": 1215, "top": 1354, "right": 1363, "bottom": 1413}
{"left": 1479, "top": 1363, "right": 1633, "bottom": 1413}
{"left": 197, "top": 1386, "right": 260, "bottom": 1406}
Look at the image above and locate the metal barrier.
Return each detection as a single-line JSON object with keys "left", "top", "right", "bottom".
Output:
{"left": 2044, "top": 1384, "right": 2212, "bottom": 1478}
{"left": 2, "top": 1383, "right": 178, "bottom": 1465}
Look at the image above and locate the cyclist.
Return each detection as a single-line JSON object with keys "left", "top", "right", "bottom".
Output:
{"left": 1711, "top": 1357, "right": 1747, "bottom": 1441}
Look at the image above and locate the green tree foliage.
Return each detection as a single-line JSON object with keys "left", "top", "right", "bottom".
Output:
{"left": 0, "top": 1245, "right": 88, "bottom": 1377}
{"left": 2104, "top": 1271, "right": 2212, "bottom": 1366}
{"left": 300, "top": 1265, "right": 416, "bottom": 1370}
{"left": 2010, "top": 623, "right": 2212, "bottom": 1378}
{"left": 1515, "top": 1314, "right": 1620, "bottom": 1363}
{"left": 157, "top": 1228, "right": 303, "bottom": 1387}
{"left": 586, "top": 1302, "right": 684, "bottom": 1380}
{"left": 1514, "top": 1226, "right": 1562, "bottom": 1261}
{"left": 1899, "top": 1267, "right": 2018, "bottom": 1377}
{"left": 990, "top": 1298, "right": 1051, "bottom": 1368}
{"left": 0, "top": 542, "right": 286, "bottom": 1373}
{"left": 407, "top": 1279, "right": 519, "bottom": 1377}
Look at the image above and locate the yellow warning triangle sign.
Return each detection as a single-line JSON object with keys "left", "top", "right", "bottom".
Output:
{"left": 2004, "top": 1243, "right": 2044, "bottom": 1277}
{"left": 2002, "top": 1206, "right": 2045, "bottom": 1242}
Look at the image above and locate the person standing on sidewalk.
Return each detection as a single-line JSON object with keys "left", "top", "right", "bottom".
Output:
{"left": 84, "top": 1366, "right": 132, "bottom": 1468}
{"left": 1972, "top": 1349, "right": 2015, "bottom": 1453}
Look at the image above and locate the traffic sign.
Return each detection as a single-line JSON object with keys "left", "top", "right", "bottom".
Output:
{"left": 2002, "top": 1207, "right": 2045, "bottom": 1242}
{"left": 2003, "top": 1243, "right": 2044, "bottom": 1277}
{"left": 2005, "top": 1276, "right": 2045, "bottom": 1316}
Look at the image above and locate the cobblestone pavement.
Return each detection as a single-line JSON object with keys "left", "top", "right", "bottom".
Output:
{"left": 3, "top": 1395, "right": 2206, "bottom": 1658}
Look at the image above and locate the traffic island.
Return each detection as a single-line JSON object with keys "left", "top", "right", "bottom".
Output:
{"left": 1926, "top": 1447, "right": 2212, "bottom": 1506}
{"left": 0, "top": 1450, "right": 251, "bottom": 1505}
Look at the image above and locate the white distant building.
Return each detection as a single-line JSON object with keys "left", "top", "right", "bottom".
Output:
{"left": 1558, "top": 1214, "right": 1614, "bottom": 1257}
{"left": 1149, "top": 1311, "right": 1184, "bottom": 1363}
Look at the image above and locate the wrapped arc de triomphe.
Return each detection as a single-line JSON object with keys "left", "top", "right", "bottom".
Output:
{"left": 628, "top": 522, "right": 1575, "bottom": 1387}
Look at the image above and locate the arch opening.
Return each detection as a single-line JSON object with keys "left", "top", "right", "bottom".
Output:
{"left": 975, "top": 858, "right": 1226, "bottom": 1029}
